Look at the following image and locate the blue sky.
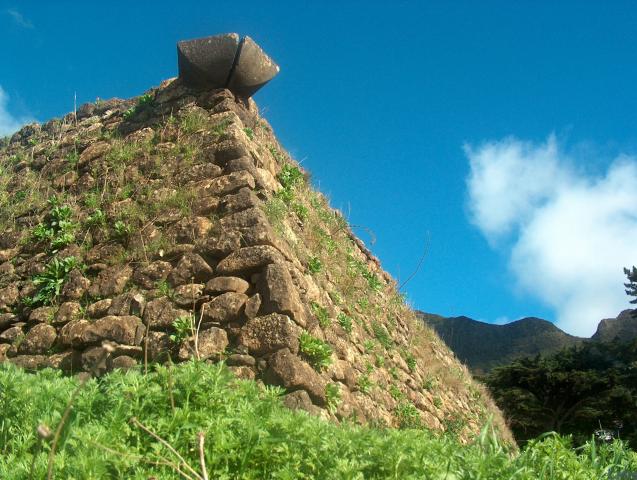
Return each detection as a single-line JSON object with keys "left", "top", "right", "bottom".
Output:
{"left": 2, "top": 1, "right": 637, "bottom": 336}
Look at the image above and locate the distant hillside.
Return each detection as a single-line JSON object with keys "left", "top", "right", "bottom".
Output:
{"left": 419, "top": 310, "right": 637, "bottom": 374}
{"left": 591, "top": 309, "right": 637, "bottom": 343}
{"left": 418, "top": 313, "right": 584, "bottom": 374}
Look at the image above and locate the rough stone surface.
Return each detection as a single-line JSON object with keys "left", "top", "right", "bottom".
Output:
{"left": 54, "top": 302, "right": 82, "bottom": 325}
{"left": 244, "top": 293, "right": 261, "bottom": 319}
{"left": 178, "top": 327, "right": 228, "bottom": 361}
{"left": 205, "top": 276, "right": 250, "bottom": 294}
{"left": 143, "top": 297, "right": 190, "bottom": 330}
{"left": 28, "top": 306, "right": 56, "bottom": 324}
{"left": 18, "top": 324, "right": 57, "bottom": 354}
{"left": 228, "top": 365, "right": 256, "bottom": 380}
{"left": 111, "top": 355, "right": 138, "bottom": 370}
{"left": 88, "top": 265, "right": 132, "bottom": 297}
{"left": 58, "top": 320, "right": 90, "bottom": 347}
{"left": 61, "top": 269, "right": 90, "bottom": 300}
{"left": 78, "top": 141, "right": 110, "bottom": 167}
{"left": 108, "top": 293, "right": 146, "bottom": 317}
{"left": 226, "top": 353, "right": 256, "bottom": 367}
{"left": 205, "top": 171, "right": 255, "bottom": 197}
{"left": 201, "top": 292, "right": 247, "bottom": 323}
{"left": 216, "top": 245, "right": 284, "bottom": 275}
{"left": 282, "top": 390, "right": 323, "bottom": 416}
{"left": 9, "top": 355, "right": 48, "bottom": 370}
{"left": 218, "top": 187, "right": 260, "bottom": 214}
{"left": 266, "top": 348, "right": 327, "bottom": 405}
{"left": 83, "top": 315, "right": 145, "bottom": 346}
{"left": 0, "top": 313, "right": 16, "bottom": 330}
{"left": 87, "top": 299, "right": 113, "bottom": 319}
{"left": 168, "top": 253, "right": 214, "bottom": 286}
{"left": 133, "top": 261, "right": 173, "bottom": 289}
{"left": 220, "top": 207, "right": 268, "bottom": 229}
{"left": 146, "top": 331, "right": 173, "bottom": 361}
{"left": 258, "top": 263, "right": 307, "bottom": 327}
{"left": 173, "top": 283, "right": 205, "bottom": 307}
{"left": 238, "top": 313, "right": 299, "bottom": 355}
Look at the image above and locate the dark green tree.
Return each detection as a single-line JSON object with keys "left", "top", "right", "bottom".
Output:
{"left": 625, "top": 266, "right": 637, "bottom": 304}
{"left": 485, "top": 340, "right": 637, "bottom": 448}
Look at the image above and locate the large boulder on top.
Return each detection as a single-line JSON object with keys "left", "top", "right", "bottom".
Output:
{"left": 227, "top": 36, "right": 280, "bottom": 98}
{"left": 177, "top": 33, "right": 240, "bottom": 89}
{"left": 177, "top": 33, "right": 279, "bottom": 97}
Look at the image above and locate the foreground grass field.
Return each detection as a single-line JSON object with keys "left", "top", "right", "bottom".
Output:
{"left": 0, "top": 361, "right": 635, "bottom": 479}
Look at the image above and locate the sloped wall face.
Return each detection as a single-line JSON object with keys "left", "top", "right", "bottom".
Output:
{"left": 0, "top": 79, "right": 511, "bottom": 443}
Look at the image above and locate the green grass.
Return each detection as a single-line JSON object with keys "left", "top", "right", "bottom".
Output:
{"left": 0, "top": 362, "right": 636, "bottom": 479}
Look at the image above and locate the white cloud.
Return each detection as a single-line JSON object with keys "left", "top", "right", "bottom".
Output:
{"left": 6, "top": 8, "right": 33, "bottom": 29}
{"left": 465, "top": 136, "right": 637, "bottom": 336}
{"left": 0, "top": 85, "right": 34, "bottom": 137}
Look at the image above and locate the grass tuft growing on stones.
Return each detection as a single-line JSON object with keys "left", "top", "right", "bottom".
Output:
{"left": 1, "top": 361, "right": 636, "bottom": 479}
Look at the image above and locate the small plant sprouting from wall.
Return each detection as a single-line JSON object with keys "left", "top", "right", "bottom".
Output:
{"left": 299, "top": 332, "right": 333, "bottom": 371}
{"left": 357, "top": 373, "right": 373, "bottom": 394}
{"left": 31, "top": 197, "right": 77, "bottom": 252}
{"left": 337, "top": 312, "right": 352, "bottom": 333}
{"left": 24, "top": 256, "right": 80, "bottom": 307}
{"left": 404, "top": 350, "right": 417, "bottom": 372}
{"left": 372, "top": 321, "right": 393, "bottom": 350}
{"left": 308, "top": 256, "right": 322, "bottom": 274}
{"left": 325, "top": 383, "right": 341, "bottom": 413}
{"left": 311, "top": 302, "right": 330, "bottom": 328}
{"left": 395, "top": 401, "right": 422, "bottom": 429}
{"left": 123, "top": 93, "right": 155, "bottom": 120}
{"left": 170, "top": 315, "right": 194, "bottom": 344}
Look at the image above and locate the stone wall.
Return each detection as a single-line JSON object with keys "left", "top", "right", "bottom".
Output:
{"left": 0, "top": 78, "right": 512, "bottom": 443}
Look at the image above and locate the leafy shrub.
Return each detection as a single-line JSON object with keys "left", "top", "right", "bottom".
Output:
{"left": 31, "top": 198, "right": 76, "bottom": 251}
{"left": 357, "top": 373, "right": 373, "bottom": 394}
{"left": 347, "top": 253, "right": 383, "bottom": 292}
{"left": 170, "top": 315, "right": 193, "bottom": 344}
{"left": 389, "top": 385, "right": 404, "bottom": 400}
{"left": 372, "top": 321, "right": 393, "bottom": 350}
{"left": 422, "top": 374, "right": 438, "bottom": 391}
{"left": 155, "top": 280, "right": 174, "bottom": 299}
{"left": 308, "top": 256, "right": 322, "bottom": 274}
{"left": 278, "top": 163, "right": 304, "bottom": 189}
{"left": 243, "top": 127, "right": 254, "bottom": 140}
{"left": 85, "top": 209, "right": 106, "bottom": 227}
{"left": 375, "top": 354, "right": 385, "bottom": 368}
{"left": 337, "top": 312, "right": 353, "bottom": 333}
{"left": 27, "top": 256, "right": 80, "bottom": 306}
{"left": 404, "top": 351, "right": 417, "bottom": 372}
{"left": 299, "top": 332, "right": 333, "bottom": 371}
{"left": 112, "top": 220, "right": 131, "bottom": 241}
{"left": 325, "top": 383, "right": 341, "bottom": 413}
{"left": 123, "top": 93, "right": 154, "bottom": 120}
{"left": 311, "top": 302, "right": 330, "bottom": 328}
{"left": 395, "top": 401, "right": 422, "bottom": 429}
{"left": 292, "top": 202, "right": 308, "bottom": 220}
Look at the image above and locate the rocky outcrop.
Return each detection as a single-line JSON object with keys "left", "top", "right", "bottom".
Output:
{"left": 0, "top": 77, "right": 512, "bottom": 444}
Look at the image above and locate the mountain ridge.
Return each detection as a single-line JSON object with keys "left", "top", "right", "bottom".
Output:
{"left": 419, "top": 309, "right": 637, "bottom": 374}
